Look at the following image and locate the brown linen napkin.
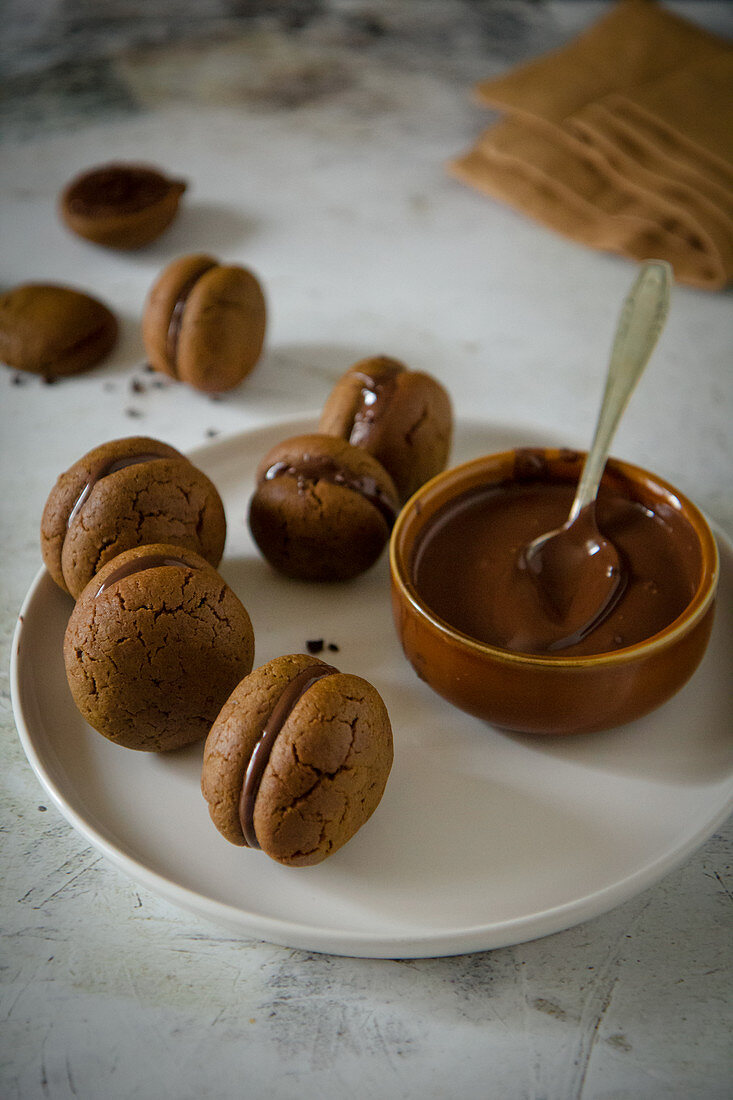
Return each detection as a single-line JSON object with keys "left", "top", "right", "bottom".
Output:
{"left": 449, "top": 0, "right": 733, "bottom": 289}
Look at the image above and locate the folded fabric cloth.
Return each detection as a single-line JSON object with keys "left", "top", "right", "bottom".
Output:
{"left": 449, "top": 0, "right": 733, "bottom": 289}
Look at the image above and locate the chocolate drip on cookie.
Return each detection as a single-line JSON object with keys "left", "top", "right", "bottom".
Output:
{"left": 347, "top": 359, "right": 404, "bottom": 448}
{"left": 66, "top": 451, "right": 169, "bottom": 530}
{"left": 263, "top": 455, "right": 398, "bottom": 530}
{"left": 165, "top": 261, "right": 218, "bottom": 373}
{"left": 239, "top": 663, "right": 339, "bottom": 849}
{"left": 95, "top": 551, "right": 198, "bottom": 596}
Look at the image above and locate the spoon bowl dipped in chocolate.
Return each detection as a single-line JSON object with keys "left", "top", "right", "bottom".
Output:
{"left": 509, "top": 261, "right": 672, "bottom": 654}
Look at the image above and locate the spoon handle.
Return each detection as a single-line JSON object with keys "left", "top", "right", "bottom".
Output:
{"left": 569, "top": 260, "right": 672, "bottom": 523}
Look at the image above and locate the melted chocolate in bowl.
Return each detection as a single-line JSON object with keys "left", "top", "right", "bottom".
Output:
{"left": 517, "top": 502, "right": 626, "bottom": 651}
{"left": 411, "top": 475, "right": 703, "bottom": 658}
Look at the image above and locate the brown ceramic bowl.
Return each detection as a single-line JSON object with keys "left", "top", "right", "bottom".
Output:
{"left": 390, "top": 448, "right": 719, "bottom": 735}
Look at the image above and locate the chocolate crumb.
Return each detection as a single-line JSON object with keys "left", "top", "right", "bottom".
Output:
{"left": 130, "top": 378, "right": 145, "bottom": 394}
{"left": 306, "top": 639, "right": 340, "bottom": 654}
{"left": 42, "top": 374, "right": 58, "bottom": 385}
{"left": 38, "top": 805, "right": 47, "bottom": 811}
{"left": 125, "top": 407, "right": 143, "bottom": 417}
{"left": 206, "top": 428, "right": 219, "bottom": 438}
{"left": 143, "top": 362, "right": 155, "bottom": 373}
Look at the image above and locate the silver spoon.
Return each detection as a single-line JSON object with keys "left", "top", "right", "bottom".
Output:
{"left": 519, "top": 259, "right": 672, "bottom": 649}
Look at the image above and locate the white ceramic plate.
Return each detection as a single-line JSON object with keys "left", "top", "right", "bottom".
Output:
{"left": 11, "top": 417, "right": 733, "bottom": 958}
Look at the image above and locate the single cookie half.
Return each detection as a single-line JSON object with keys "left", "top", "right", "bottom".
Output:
{"left": 41, "top": 435, "right": 226, "bottom": 599}
{"left": 201, "top": 653, "right": 393, "bottom": 866}
{"left": 142, "top": 253, "right": 267, "bottom": 392}
{"left": 59, "top": 163, "right": 187, "bottom": 249}
{"left": 319, "top": 355, "right": 453, "bottom": 502}
{"left": 64, "top": 543, "right": 255, "bottom": 751}
{"left": 248, "top": 432, "right": 400, "bottom": 581}
{"left": 0, "top": 283, "right": 118, "bottom": 378}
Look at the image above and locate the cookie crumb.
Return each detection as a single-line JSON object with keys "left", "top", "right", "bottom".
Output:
{"left": 206, "top": 428, "right": 219, "bottom": 438}
{"left": 125, "top": 407, "right": 143, "bottom": 417}
{"left": 143, "top": 362, "right": 156, "bottom": 373}
{"left": 130, "top": 378, "right": 146, "bottom": 394}
{"left": 327, "top": 643, "right": 339, "bottom": 652}
{"left": 42, "top": 374, "right": 58, "bottom": 385}
{"left": 11, "top": 373, "right": 27, "bottom": 385}
{"left": 38, "top": 805, "right": 47, "bottom": 812}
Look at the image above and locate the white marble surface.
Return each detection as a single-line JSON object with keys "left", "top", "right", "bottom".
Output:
{"left": 1, "top": 3, "right": 732, "bottom": 1097}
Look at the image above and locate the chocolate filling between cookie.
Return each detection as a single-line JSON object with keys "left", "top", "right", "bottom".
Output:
{"left": 94, "top": 552, "right": 199, "bottom": 596}
{"left": 165, "top": 261, "right": 218, "bottom": 374}
{"left": 65, "top": 451, "right": 171, "bottom": 537}
{"left": 263, "top": 455, "right": 398, "bottom": 530}
{"left": 239, "top": 663, "right": 339, "bottom": 849}
{"left": 347, "top": 361, "right": 404, "bottom": 448}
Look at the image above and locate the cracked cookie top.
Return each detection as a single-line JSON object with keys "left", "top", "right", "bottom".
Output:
{"left": 63, "top": 542, "right": 254, "bottom": 752}
{"left": 41, "top": 435, "right": 226, "bottom": 599}
{"left": 202, "top": 654, "right": 394, "bottom": 866}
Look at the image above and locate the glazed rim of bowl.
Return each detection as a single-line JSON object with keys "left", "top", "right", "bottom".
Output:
{"left": 389, "top": 450, "right": 720, "bottom": 670}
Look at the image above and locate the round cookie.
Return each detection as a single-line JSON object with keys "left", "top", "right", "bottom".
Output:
{"left": 319, "top": 355, "right": 453, "bottom": 502}
{"left": 64, "top": 543, "right": 255, "bottom": 752}
{"left": 248, "top": 432, "right": 400, "bottom": 581}
{"left": 41, "top": 435, "right": 226, "bottom": 599}
{"left": 0, "top": 283, "right": 118, "bottom": 377}
{"left": 142, "top": 253, "right": 267, "bottom": 393}
{"left": 59, "top": 162, "right": 187, "bottom": 249}
{"left": 201, "top": 653, "right": 393, "bottom": 866}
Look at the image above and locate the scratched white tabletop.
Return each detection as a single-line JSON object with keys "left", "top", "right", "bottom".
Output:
{"left": 1, "top": 3, "right": 731, "bottom": 1098}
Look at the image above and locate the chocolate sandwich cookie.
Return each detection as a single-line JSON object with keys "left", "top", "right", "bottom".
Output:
{"left": 64, "top": 544, "right": 255, "bottom": 751}
{"left": 142, "top": 253, "right": 267, "bottom": 393}
{"left": 319, "top": 355, "right": 453, "bottom": 502}
{"left": 59, "top": 162, "right": 187, "bottom": 249}
{"left": 248, "top": 433, "right": 400, "bottom": 581}
{"left": 41, "top": 435, "right": 226, "bottom": 599}
{"left": 201, "top": 653, "right": 393, "bottom": 865}
{"left": 0, "top": 283, "right": 118, "bottom": 378}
